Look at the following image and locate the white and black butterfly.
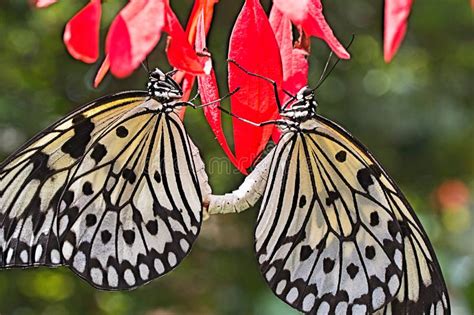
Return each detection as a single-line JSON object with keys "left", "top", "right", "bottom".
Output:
{"left": 0, "top": 69, "right": 211, "bottom": 290}
{"left": 208, "top": 75, "right": 450, "bottom": 313}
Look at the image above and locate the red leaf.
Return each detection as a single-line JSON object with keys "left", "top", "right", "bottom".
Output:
{"left": 93, "top": 55, "right": 110, "bottom": 88}
{"left": 384, "top": 0, "right": 413, "bottom": 63}
{"left": 273, "top": 0, "right": 349, "bottom": 59}
{"left": 269, "top": 6, "right": 309, "bottom": 143}
{"left": 106, "top": 0, "right": 166, "bottom": 78}
{"left": 194, "top": 12, "right": 243, "bottom": 173}
{"left": 164, "top": 3, "right": 205, "bottom": 75}
{"left": 33, "top": 0, "right": 57, "bottom": 8}
{"left": 63, "top": 0, "right": 101, "bottom": 64}
{"left": 228, "top": 0, "right": 283, "bottom": 170}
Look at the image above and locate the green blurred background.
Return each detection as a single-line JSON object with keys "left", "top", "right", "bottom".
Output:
{"left": 0, "top": 0, "right": 472, "bottom": 314}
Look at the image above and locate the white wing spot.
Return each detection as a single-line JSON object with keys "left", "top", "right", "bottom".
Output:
{"left": 276, "top": 280, "right": 287, "bottom": 295}
{"left": 436, "top": 300, "right": 443, "bottom": 313}
{"left": 107, "top": 266, "right": 118, "bottom": 287}
{"left": 124, "top": 269, "right": 136, "bottom": 286}
{"left": 190, "top": 226, "right": 198, "bottom": 235}
{"left": 139, "top": 264, "right": 149, "bottom": 280}
{"left": 372, "top": 286, "right": 386, "bottom": 310}
{"left": 168, "top": 252, "right": 177, "bottom": 267}
{"left": 20, "top": 250, "right": 28, "bottom": 263}
{"left": 62, "top": 241, "right": 74, "bottom": 260}
{"left": 388, "top": 274, "right": 400, "bottom": 295}
{"left": 6, "top": 248, "right": 13, "bottom": 263}
{"left": 154, "top": 258, "right": 165, "bottom": 274}
{"left": 286, "top": 287, "right": 299, "bottom": 304}
{"left": 34, "top": 245, "right": 43, "bottom": 262}
{"left": 394, "top": 249, "right": 403, "bottom": 269}
{"left": 179, "top": 239, "right": 190, "bottom": 252}
{"left": 302, "top": 293, "right": 315, "bottom": 312}
{"left": 90, "top": 268, "right": 103, "bottom": 285}
{"left": 352, "top": 304, "right": 367, "bottom": 314}
{"left": 51, "top": 249, "right": 61, "bottom": 264}
{"left": 335, "top": 302, "right": 348, "bottom": 314}
{"left": 317, "top": 301, "right": 330, "bottom": 315}
{"left": 265, "top": 266, "right": 276, "bottom": 281}
{"left": 73, "top": 251, "right": 86, "bottom": 273}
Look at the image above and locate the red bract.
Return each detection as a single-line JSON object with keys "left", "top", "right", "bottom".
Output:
{"left": 269, "top": 6, "right": 309, "bottom": 143}
{"left": 195, "top": 12, "right": 241, "bottom": 172}
{"left": 384, "top": 0, "right": 413, "bottom": 62}
{"left": 273, "top": 0, "right": 349, "bottom": 59}
{"left": 228, "top": 0, "right": 283, "bottom": 171}
{"left": 106, "top": 0, "right": 167, "bottom": 78}
{"left": 33, "top": 0, "right": 57, "bottom": 8}
{"left": 63, "top": 0, "right": 101, "bottom": 64}
{"left": 165, "top": 5, "right": 205, "bottom": 75}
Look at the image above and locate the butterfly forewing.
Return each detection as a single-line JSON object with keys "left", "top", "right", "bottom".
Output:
{"left": 0, "top": 93, "right": 144, "bottom": 268}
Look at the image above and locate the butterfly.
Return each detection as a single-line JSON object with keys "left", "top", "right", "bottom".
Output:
{"left": 0, "top": 69, "right": 211, "bottom": 290}
{"left": 208, "top": 69, "right": 450, "bottom": 314}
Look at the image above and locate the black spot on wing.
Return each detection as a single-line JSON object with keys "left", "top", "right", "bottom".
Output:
{"left": 61, "top": 114, "right": 94, "bottom": 159}
{"left": 122, "top": 168, "right": 136, "bottom": 184}
{"left": 299, "top": 245, "right": 312, "bottom": 261}
{"left": 91, "top": 143, "right": 107, "bottom": 164}
{"left": 365, "top": 245, "right": 376, "bottom": 259}
{"left": 82, "top": 181, "right": 93, "bottom": 195}
{"left": 357, "top": 167, "right": 374, "bottom": 190}
{"left": 145, "top": 220, "right": 158, "bottom": 235}
{"left": 369, "top": 211, "right": 380, "bottom": 226}
{"left": 85, "top": 214, "right": 97, "bottom": 227}
{"left": 346, "top": 263, "right": 359, "bottom": 279}
{"left": 116, "top": 126, "right": 129, "bottom": 138}
{"left": 30, "top": 152, "right": 55, "bottom": 180}
{"left": 325, "top": 191, "right": 340, "bottom": 206}
{"left": 123, "top": 230, "right": 136, "bottom": 245}
{"left": 101, "top": 230, "right": 112, "bottom": 244}
{"left": 335, "top": 150, "right": 347, "bottom": 162}
{"left": 299, "top": 195, "right": 307, "bottom": 208}
{"left": 153, "top": 171, "right": 161, "bottom": 183}
{"left": 323, "top": 257, "right": 335, "bottom": 273}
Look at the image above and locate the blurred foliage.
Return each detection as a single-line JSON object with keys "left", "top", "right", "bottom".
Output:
{"left": 0, "top": 0, "right": 473, "bottom": 314}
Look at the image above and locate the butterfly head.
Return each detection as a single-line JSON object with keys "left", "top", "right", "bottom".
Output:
{"left": 147, "top": 68, "right": 183, "bottom": 103}
{"left": 280, "top": 86, "right": 318, "bottom": 122}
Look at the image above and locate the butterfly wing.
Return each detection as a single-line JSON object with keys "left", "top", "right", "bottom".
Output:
{"left": 58, "top": 104, "right": 206, "bottom": 289}
{"left": 0, "top": 92, "right": 145, "bottom": 268}
{"left": 255, "top": 115, "right": 449, "bottom": 314}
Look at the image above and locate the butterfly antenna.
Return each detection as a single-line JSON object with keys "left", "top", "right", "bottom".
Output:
{"left": 312, "top": 34, "right": 355, "bottom": 91}
{"left": 195, "top": 88, "right": 241, "bottom": 108}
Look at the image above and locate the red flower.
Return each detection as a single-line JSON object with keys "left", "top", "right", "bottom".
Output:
{"left": 384, "top": 0, "right": 414, "bottom": 62}
{"left": 63, "top": 0, "right": 101, "bottom": 64}
{"left": 273, "top": 0, "right": 349, "bottom": 59}
{"left": 227, "top": 0, "right": 283, "bottom": 171}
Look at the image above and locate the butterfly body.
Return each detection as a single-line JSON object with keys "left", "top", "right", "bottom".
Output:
{"left": 0, "top": 70, "right": 211, "bottom": 290}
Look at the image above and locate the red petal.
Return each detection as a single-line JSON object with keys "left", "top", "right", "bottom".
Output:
{"left": 106, "top": 0, "right": 166, "bottom": 78}
{"left": 384, "top": 0, "right": 413, "bottom": 63}
{"left": 164, "top": 4, "right": 204, "bottom": 75}
{"left": 63, "top": 0, "right": 101, "bottom": 64}
{"left": 273, "top": 0, "right": 349, "bottom": 59}
{"left": 93, "top": 55, "right": 110, "bottom": 88}
{"left": 33, "top": 0, "right": 57, "bottom": 8}
{"left": 185, "top": 0, "right": 219, "bottom": 44}
{"left": 269, "top": 7, "right": 309, "bottom": 143}
{"left": 194, "top": 11, "right": 243, "bottom": 173}
{"left": 228, "top": 0, "right": 283, "bottom": 170}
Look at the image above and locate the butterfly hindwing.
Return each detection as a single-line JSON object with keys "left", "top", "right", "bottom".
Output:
{"left": 58, "top": 104, "right": 204, "bottom": 289}
{"left": 0, "top": 92, "right": 144, "bottom": 268}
